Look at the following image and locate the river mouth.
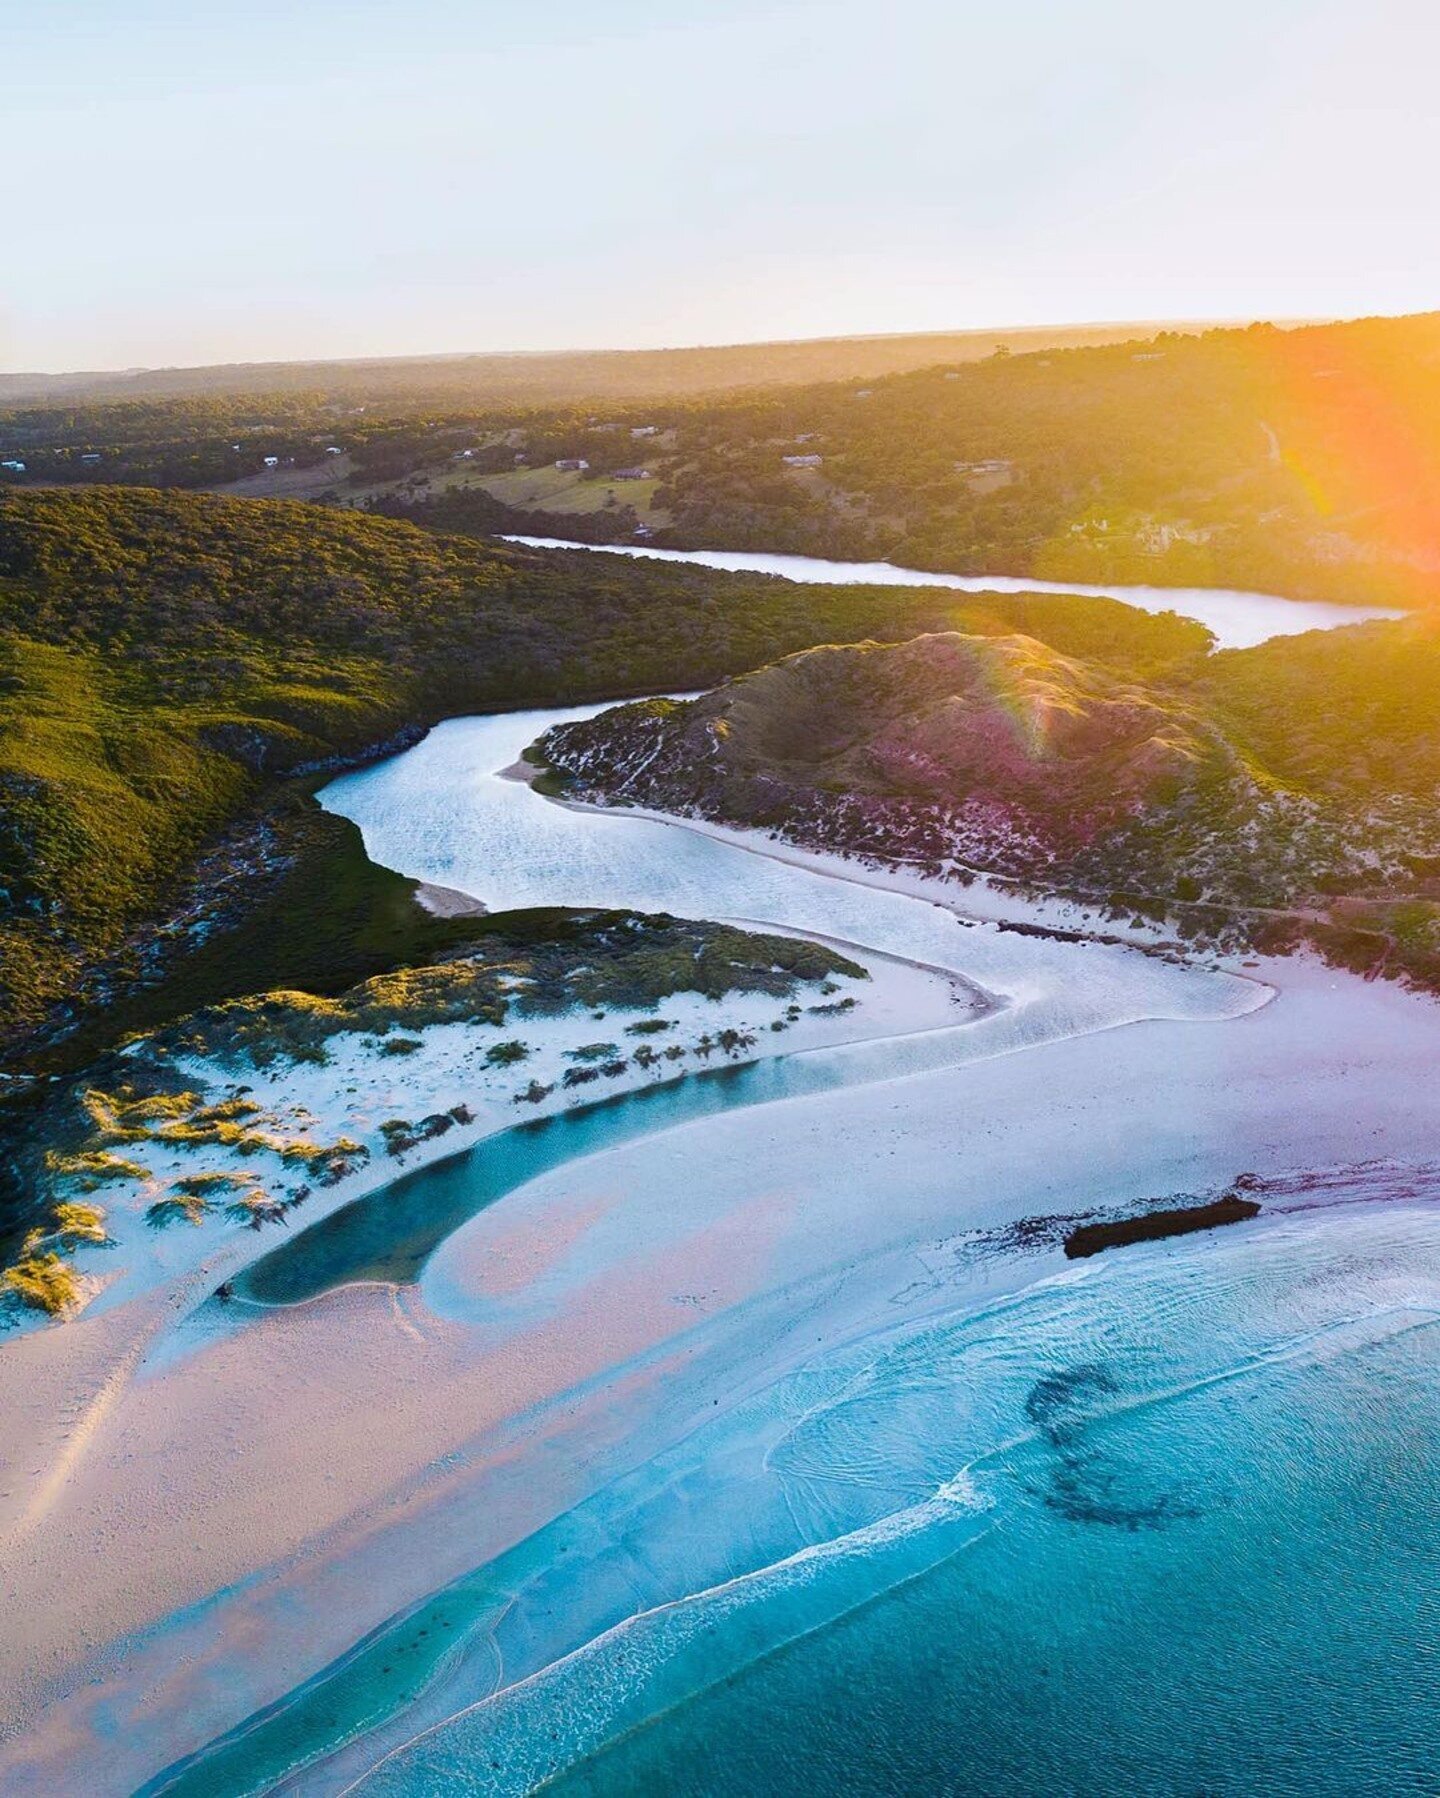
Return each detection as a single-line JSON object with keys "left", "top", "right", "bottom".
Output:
{"left": 11, "top": 562, "right": 1440, "bottom": 1798}
{"left": 248, "top": 701, "right": 1256, "bottom": 1313}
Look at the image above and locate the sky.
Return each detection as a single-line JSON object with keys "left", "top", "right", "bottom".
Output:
{"left": 4, "top": 0, "right": 1438, "bottom": 372}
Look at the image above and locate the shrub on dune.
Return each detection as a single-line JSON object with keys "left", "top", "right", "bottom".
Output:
{"left": 51, "top": 1202, "right": 111, "bottom": 1245}
{"left": 147, "top": 1194, "right": 215, "bottom": 1228}
{"left": 1, "top": 1252, "right": 84, "bottom": 1318}
{"left": 174, "top": 1171, "right": 254, "bottom": 1197}
{"left": 225, "top": 1191, "right": 289, "bottom": 1230}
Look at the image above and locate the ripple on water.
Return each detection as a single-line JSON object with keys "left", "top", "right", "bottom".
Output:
{"left": 161, "top": 1206, "right": 1440, "bottom": 1798}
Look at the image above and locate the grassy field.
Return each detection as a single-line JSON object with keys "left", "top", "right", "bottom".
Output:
{"left": 464, "top": 462, "right": 669, "bottom": 523}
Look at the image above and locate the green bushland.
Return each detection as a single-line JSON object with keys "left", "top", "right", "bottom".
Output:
{"left": 541, "top": 612, "right": 1440, "bottom": 991}
{"left": 0, "top": 485, "right": 1199, "bottom": 1063}
{"left": 364, "top": 314, "right": 1440, "bottom": 611}
{"left": 17, "top": 314, "right": 1440, "bottom": 612}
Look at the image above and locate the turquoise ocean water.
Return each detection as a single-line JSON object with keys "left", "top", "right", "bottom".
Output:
{"left": 155, "top": 1202, "right": 1440, "bottom": 1796}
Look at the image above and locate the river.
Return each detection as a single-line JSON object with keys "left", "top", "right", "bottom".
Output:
{"left": 500, "top": 535, "right": 1407, "bottom": 649}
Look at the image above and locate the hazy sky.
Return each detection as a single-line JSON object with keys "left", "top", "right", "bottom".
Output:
{"left": 5, "top": 0, "right": 1438, "bottom": 371}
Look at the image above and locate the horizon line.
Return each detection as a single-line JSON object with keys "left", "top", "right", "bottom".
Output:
{"left": 1, "top": 313, "right": 1337, "bottom": 386}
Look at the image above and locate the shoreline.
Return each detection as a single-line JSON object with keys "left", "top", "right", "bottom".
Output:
{"left": 550, "top": 788, "right": 1278, "bottom": 1001}
{"left": 4, "top": 764, "right": 1434, "bottom": 1792}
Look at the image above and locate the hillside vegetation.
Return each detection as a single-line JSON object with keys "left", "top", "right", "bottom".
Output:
{"left": 13, "top": 315, "right": 1440, "bottom": 623}
{"left": 0, "top": 486, "right": 1206, "bottom": 1059}
{"left": 379, "top": 312, "right": 1440, "bottom": 611}
{"left": 538, "top": 615, "right": 1440, "bottom": 989}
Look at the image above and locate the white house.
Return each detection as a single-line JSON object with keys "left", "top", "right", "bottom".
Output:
{"left": 630, "top": 425, "right": 659, "bottom": 438}
{"left": 782, "top": 453, "right": 824, "bottom": 468}
{"left": 263, "top": 456, "right": 280, "bottom": 468}
{"left": 0, "top": 460, "right": 25, "bottom": 473}
{"left": 555, "top": 458, "right": 590, "bottom": 472}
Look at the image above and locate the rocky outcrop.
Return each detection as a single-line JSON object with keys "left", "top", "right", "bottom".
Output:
{"left": 1063, "top": 1194, "right": 1262, "bottom": 1259}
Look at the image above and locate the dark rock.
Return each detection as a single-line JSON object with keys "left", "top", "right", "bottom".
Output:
{"left": 1064, "top": 1194, "right": 1261, "bottom": 1259}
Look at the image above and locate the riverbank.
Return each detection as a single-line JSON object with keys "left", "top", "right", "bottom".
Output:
{"left": 498, "top": 536, "right": 1409, "bottom": 649}
{"left": 0, "top": 928, "right": 973, "bottom": 1748}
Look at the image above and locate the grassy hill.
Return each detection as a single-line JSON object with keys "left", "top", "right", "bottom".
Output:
{"left": 537, "top": 614, "right": 1440, "bottom": 987}
{"left": 542, "top": 633, "right": 1221, "bottom": 847}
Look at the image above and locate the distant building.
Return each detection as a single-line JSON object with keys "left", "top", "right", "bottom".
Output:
{"left": 630, "top": 425, "right": 659, "bottom": 438}
{"left": 1137, "top": 519, "right": 1213, "bottom": 554}
{"left": 954, "top": 457, "right": 1014, "bottom": 493}
{"left": 0, "top": 459, "right": 25, "bottom": 473}
{"left": 451, "top": 448, "right": 475, "bottom": 460}
{"left": 263, "top": 456, "right": 280, "bottom": 468}
{"left": 324, "top": 445, "right": 344, "bottom": 455}
{"left": 80, "top": 453, "right": 102, "bottom": 464}
{"left": 555, "top": 458, "right": 590, "bottom": 472}
{"left": 610, "top": 466, "right": 651, "bottom": 481}
{"left": 853, "top": 389, "right": 873, "bottom": 400}
{"left": 782, "top": 453, "right": 824, "bottom": 468}
{"left": 633, "top": 523, "right": 656, "bottom": 539}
